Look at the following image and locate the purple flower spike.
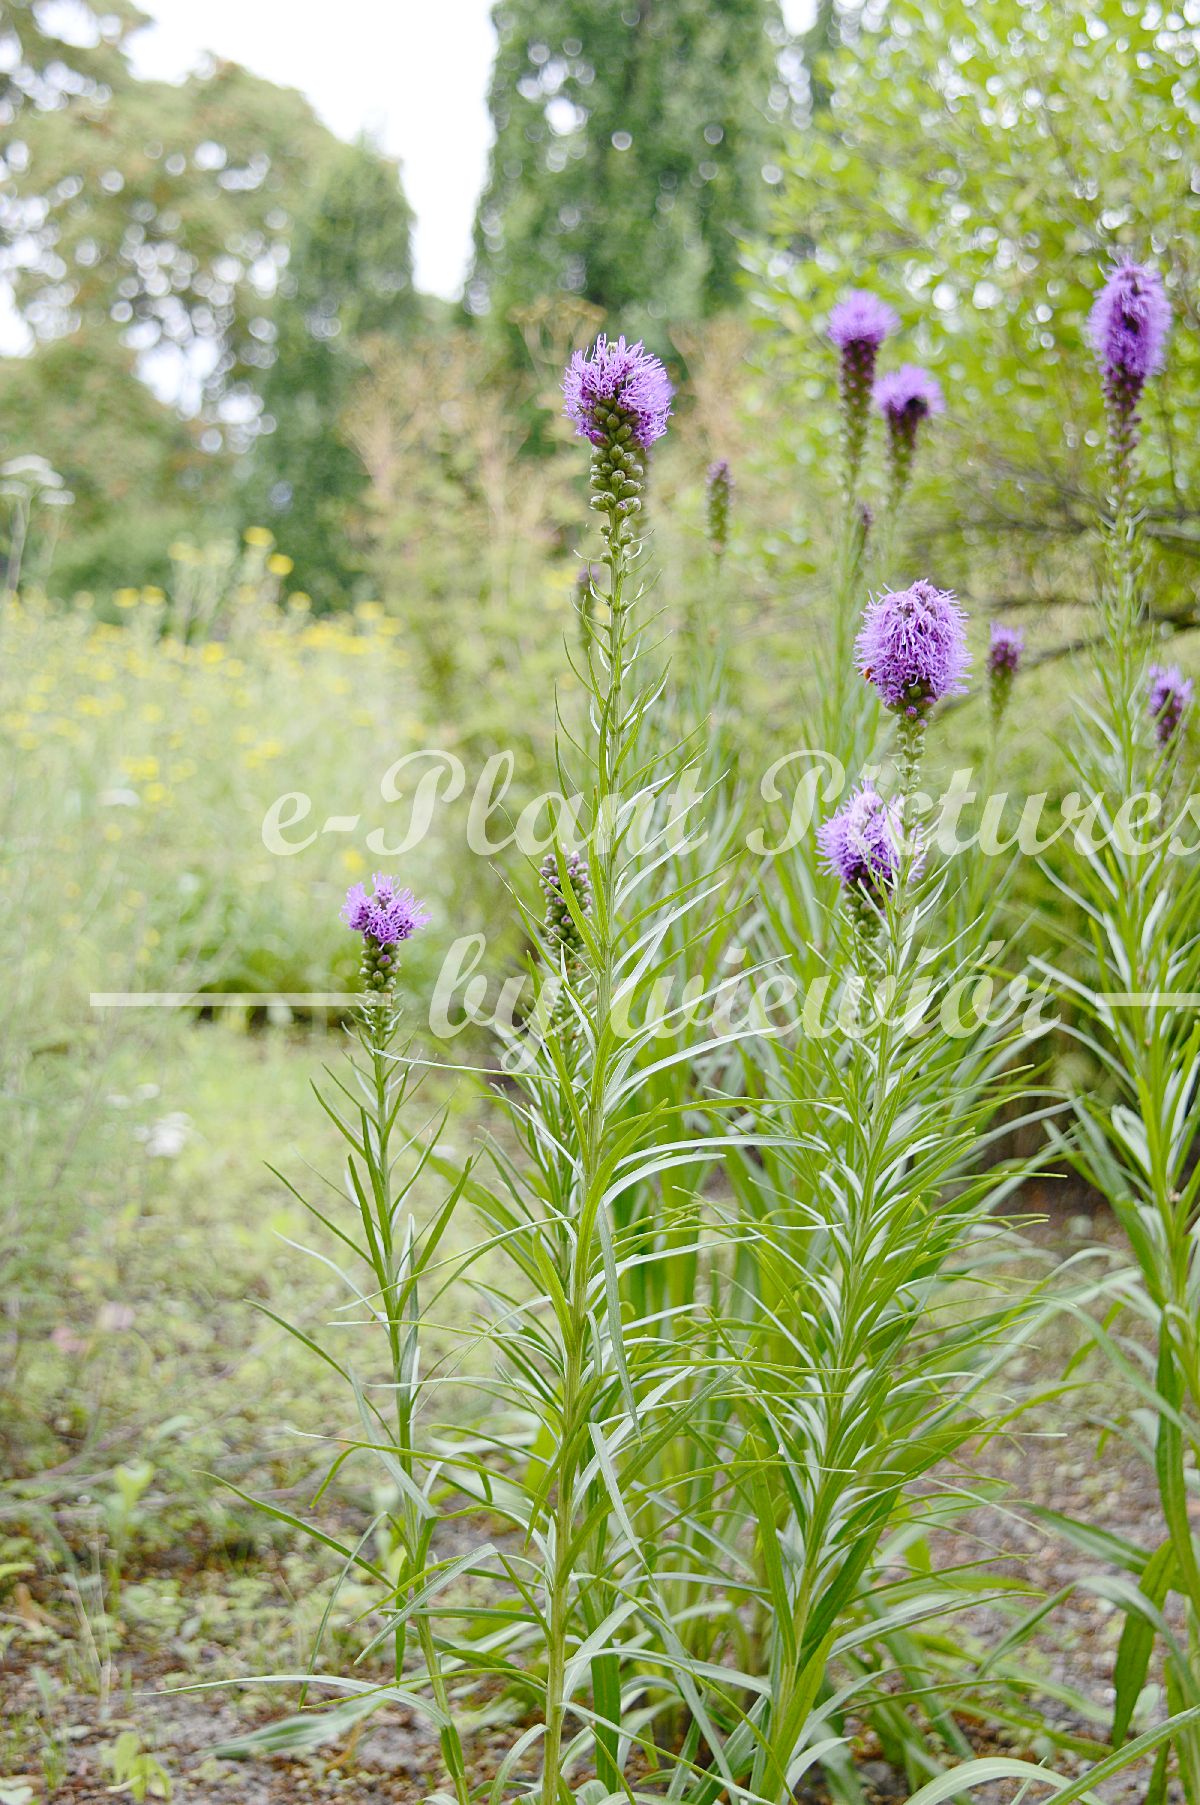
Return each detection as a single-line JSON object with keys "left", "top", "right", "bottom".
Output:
{"left": 988, "top": 622, "right": 1024, "bottom": 677}
{"left": 987, "top": 622, "right": 1024, "bottom": 727}
{"left": 1089, "top": 260, "right": 1170, "bottom": 484}
{"left": 563, "top": 334, "right": 673, "bottom": 451}
{"left": 829, "top": 291, "right": 899, "bottom": 489}
{"left": 874, "top": 365, "right": 945, "bottom": 431}
{"left": 342, "top": 872, "right": 430, "bottom": 990}
{"left": 874, "top": 366, "right": 944, "bottom": 501}
{"left": 1148, "top": 662, "right": 1192, "bottom": 746}
{"left": 856, "top": 579, "right": 970, "bottom": 715}
{"left": 1089, "top": 259, "right": 1170, "bottom": 390}
{"left": 828, "top": 290, "right": 900, "bottom": 352}
{"left": 818, "top": 783, "right": 906, "bottom": 897}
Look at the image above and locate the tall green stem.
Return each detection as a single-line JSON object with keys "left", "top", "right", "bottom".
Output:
{"left": 363, "top": 1008, "right": 469, "bottom": 1805}
{"left": 540, "top": 458, "right": 637, "bottom": 1804}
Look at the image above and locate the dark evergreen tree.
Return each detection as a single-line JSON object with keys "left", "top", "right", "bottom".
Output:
{"left": 469, "top": 0, "right": 791, "bottom": 333}
{"left": 251, "top": 137, "right": 418, "bottom": 603}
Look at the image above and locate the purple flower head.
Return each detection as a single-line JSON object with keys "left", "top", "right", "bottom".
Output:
{"left": 828, "top": 291, "right": 900, "bottom": 352}
{"left": 856, "top": 579, "right": 970, "bottom": 715}
{"left": 874, "top": 365, "right": 945, "bottom": 430}
{"left": 341, "top": 872, "right": 430, "bottom": 948}
{"left": 1148, "top": 663, "right": 1192, "bottom": 746}
{"left": 1089, "top": 259, "right": 1170, "bottom": 389}
{"left": 563, "top": 334, "right": 673, "bottom": 452}
{"left": 818, "top": 783, "right": 908, "bottom": 897}
{"left": 988, "top": 622, "right": 1025, "bottom": 677}
{"left": 830, "top": 293, "right": 899, "bottom": 487}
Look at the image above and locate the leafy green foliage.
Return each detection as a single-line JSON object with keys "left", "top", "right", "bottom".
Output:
{"left": 470, "top": 0, "right": 792, "bottom": 334}
{"left": 0, "top": 2, "right": 414, "bottom": 598}
{"left": 250, "top": 137, "right": 419, "bottom": 602}
{"left": 754, "top": 0, "right": 1200, "bottom": 606}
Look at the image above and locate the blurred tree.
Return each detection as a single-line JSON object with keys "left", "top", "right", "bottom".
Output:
{"left": 2, "top": 5, "right": 331, "bottom": 431}
{"left": 469, "top": 0, "right": 795, "bottom": 335}
{"left": 752, "top": 0, "right": 1200, "bottom": 619}
{"left": 0, "top": 331, "right": 216, "bottom": 594}
{"left": 0, "top": 0, "right": 149, "bottom": 117}
{"left": 0, "top": 0, "right": 414, "bottom": 597}
{"left": 250, "top": 138, "right": 419, "bottom": 603}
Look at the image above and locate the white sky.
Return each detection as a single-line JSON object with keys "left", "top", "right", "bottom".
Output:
{"left": 127, "top": 0, "right": 817, "bottom": 299}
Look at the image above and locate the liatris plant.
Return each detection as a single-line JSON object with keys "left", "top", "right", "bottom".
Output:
{"left": 233, "top": 330, "right": 772, "bottom": 1797}
{"left": 818, "top": 291, "right": 899, "bottom": 775}
{"left": 1088, "top": 259, "right": 1169, "bottom": 669}
{"left": 1147, "top": 659, "right": 1192, "bottom": 746}
{"left": 537, "top": 846, "right": 592, "bottom": 1032}
{"left": 225, "top": 292, "right": 1066, "bottom": 1805}
{"left": 218, "top": 879, "right": 485, "bottom": 1794}
{"left": 461, "top": 332, "right": 756, "bottom": 1800}
{"left": 856, "top": 577, "right": 970, "bottom": 718}
{"left": 564, "top": 330, "right": 671, "bottom": 551}
{"left": 987, "top": 620, "right": 1024, "bottom": 730}
{"left": 705, "top": 456, "right": 733, "bottom": 559}
{"left": 716, "top": 570, "right": 1050, "bottom": 1805}
{"left": 816, "top": 779, "right": 906, "bottom": 929}
{"left": 340, "top": 873, "right": 430, "bottom": 994}
{"left": 828, "top": 289, "right": 899, "bottom": 495}
{"left": 948, "top": 619, "right": 1026, "bottom": 937}
{"left": 874, "top": 364, "right": 945, "bottom": 513}
{"left": 538, "top": 845, "right": 592, "bottom": 955}
{"left": 1088, "top": 257, "right": 1170, "bottom": 508}
{"left": 1030, "top": 256, "right": 1200, "bottom": 1801}
{"left": 855, "top": 578, "right": 970, "bottom": 812}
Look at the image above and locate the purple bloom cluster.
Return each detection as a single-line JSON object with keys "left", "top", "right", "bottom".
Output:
{"left": 818, "top": 783, "right": 906, "bottom": 897}
{"left": 342, "top": 874, "right": 430, "bottom": 947}
{"left": 828, "top": 290, "right": 899, "bottom": 487}
{"left": 1089, "top": 259, "right": 1170, "bottom": 391}
{"left": 856, "top": 579, "right": 970, "bottom": 715}
{"left": 874, "top": 365, "right": 945, "bottom": 432}
{"left": 828, "top": 291, "right": 900, "bottom": 352}
{"left": 987, "top": 622, "right": 1024, "bottom": 677}
{"left": 1147, "top": 662, "right": 1192, "bottom": 746}
{"left": 563, "top": 334, "right": 673, "bottom": 452}
{"left": 874, "top": 365, "right": 944, "bottom": 502}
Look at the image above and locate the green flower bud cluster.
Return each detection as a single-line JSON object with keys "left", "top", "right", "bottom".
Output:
{"left": 588, "top": 406, "right": 647, "bottom": 551}
{"left": 360, "top": 934, "right": 399, "bottom": 994}
{"left": 540, "top": 849, "right": 592, "bottom": 959}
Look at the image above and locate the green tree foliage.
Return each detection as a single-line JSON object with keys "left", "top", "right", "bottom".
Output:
{"left": 0, "top": 332, "right": 217, "bottom": 594}
{"left": 470, "top": 0, "right": 793, "bottom": 333}
{"left": 250, "top": 138, "right": 419, "bottom": 603}
{"left": 2, "top": 5, "right": 330, "bottom": 419}
{"left": 0, "top": 0, "right": 415, "bottom": 597}
{"left": 754, "top": 0, "right": 1200, "bottom": 612}
{"left": 0, "top": 0, "right": 149, "bottom": 113}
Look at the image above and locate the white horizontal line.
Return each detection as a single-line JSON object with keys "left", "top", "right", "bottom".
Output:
{"left": 1099, "top": 993, "right": 1200, "bottom": 1007}
{"left": 90, "top": 992, "right": 361, "bottom": 1009}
